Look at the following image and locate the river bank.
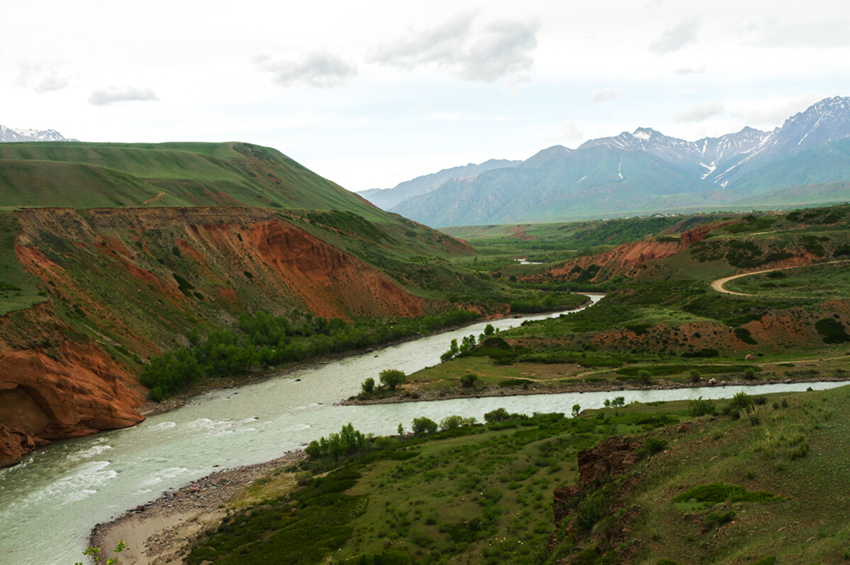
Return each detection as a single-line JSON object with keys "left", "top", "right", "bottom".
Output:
{"left": 137, "top": 296, "right": 594, "bottom": 419}
{"left": 340, "top": 375, "right": 850, "bottom": 405}
{"left": 89, "top": 450, "right": 306, "bottom": 565}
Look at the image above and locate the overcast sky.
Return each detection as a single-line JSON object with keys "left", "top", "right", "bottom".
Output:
{"left": 3, "top": 0, "right": 848, "bottom": 190}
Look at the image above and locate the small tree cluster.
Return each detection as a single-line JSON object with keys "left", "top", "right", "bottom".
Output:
{"left": 305, "top": 423, "right": 367, "bottom": 461}
{"left": 439, "top": 415, "right": 476, "bottom": 431}
{"left": 412, "top": 417, "right": 438, "bottom": 435}
{"left": 603, "top": 397, "right": 625, "bottom": 408}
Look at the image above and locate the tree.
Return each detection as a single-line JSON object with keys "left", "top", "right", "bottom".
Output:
{"left": 484, "top": 407, "right": 510, "bottom": 423}
{"left": 441, "top": 339, "right": 459, "bottom": 362}
{"left": 379, "top": 369, "right": 406, "bottom": 390}
{"left": 412, "top": 417, "right": 438, "bottom": 435}
{"left": 572, "top": 404, "right": 581, "bottom": 418}
{"left": 361, "top": 377, "right": 375, "bottom": 394}
{"left": 440, "top": 415, "right": 464, "bottom": 431}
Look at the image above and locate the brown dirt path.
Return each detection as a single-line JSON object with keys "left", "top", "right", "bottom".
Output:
{"left": 711, "top": 260, "right": 850, "bottom": 296}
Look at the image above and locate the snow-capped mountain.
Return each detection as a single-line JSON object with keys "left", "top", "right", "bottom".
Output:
{"left": 385, "top": 96, "right": 850, "bottom": 226}
{"left": 0, "top": 125, "right": 74, "bottom": 142}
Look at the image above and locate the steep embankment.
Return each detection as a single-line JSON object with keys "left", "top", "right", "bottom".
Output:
{"left": 0, "top": 207, "right": 442, "bottom": 466}
{"left": 533, "top": 220, "right": 731, "bottom": 283}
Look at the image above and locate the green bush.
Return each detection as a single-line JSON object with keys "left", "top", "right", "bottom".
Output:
{"left": 815, "top": 318, "right": 850, "bottom": 344}
{"left": 412, "top": 417, "right": 438, "bottom": 435}
{"left": 361, "top": 377, "right": 375, "bottom": 394}
{"left": 643, "top": 437, "right": 668, "bottom": 455}
{"left": 484, "top": 408, "right": 510, "bottom": 423}
{"left": 689, "top": 397, "right": 715, "bottom": 417}
{"left": 379, "top": 369, "right": 406, "bottom": 391}
{"left": 460, "top": 373, "right": 478, "bottom": 388}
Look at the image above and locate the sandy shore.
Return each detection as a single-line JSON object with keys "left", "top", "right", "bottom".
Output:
{"left": 89, "top": 451, "right": 305, "bottom": 565}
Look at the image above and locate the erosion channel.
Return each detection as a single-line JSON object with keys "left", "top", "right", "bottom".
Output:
{"left": 0, "top": 293, "right": 845, "bottom": 564}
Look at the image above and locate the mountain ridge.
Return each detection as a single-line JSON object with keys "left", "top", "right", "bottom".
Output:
{"left": 384, "top": 96, "right": 850, "bottom": 226}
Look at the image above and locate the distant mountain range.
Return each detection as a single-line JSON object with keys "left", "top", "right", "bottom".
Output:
{"left": 359, "top": 159, "right": 521, "bottom": 210}
{"left": 0, "top": 124, "right": 74, "bottom": 142}
{"left": 367, "top": 96, "right": 850, "bottom": 227}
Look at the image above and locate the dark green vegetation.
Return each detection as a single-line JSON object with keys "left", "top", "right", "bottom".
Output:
{"left": 186, "top": 386, "right": 850, "bottom": 564}
{"left": 387, "top": 205, "right": 850, "bottom": 399}
{"left": 187, "top": 408, "right": 678, "bottom": 564}
{"left": 141, "top": 310, "right": 475, "bottom": 400}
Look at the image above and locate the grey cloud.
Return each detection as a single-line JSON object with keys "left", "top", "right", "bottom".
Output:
{"left": 675, "top": 66, "right": 706, "bottom": 75}
{"left": 89, "top": 86, "right": 159, "bottom": 106}
{"left": 590, "top": 88, "right": 624, "bottom": 103}
{"left": 370, "top": 14, "right": 540, "bottom": 83}
{"left": 256, "top": 52, "right": 357, "bottom": 88}
{"left": 674, "top": 102, "right": 724, "bottom": 123}
{"left": 649, "top": 19, "right": 699, "bottom": 55}
{"left": 17, "top": 62, "right": 70, "bottom": 93}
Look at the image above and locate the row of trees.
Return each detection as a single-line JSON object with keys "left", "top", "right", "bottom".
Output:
{"left": 142, "top": 308, "right": 480, "bottom": 400}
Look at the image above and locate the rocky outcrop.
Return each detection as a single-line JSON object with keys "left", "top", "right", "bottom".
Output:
{"left": 553, "top": 436, "right": 642, "bottom": 526}
{"left": 535, "top": 221, "right": 732, "bottom": 283}
{"left": 0, "top": 340, "right": 144, "bottom": 466}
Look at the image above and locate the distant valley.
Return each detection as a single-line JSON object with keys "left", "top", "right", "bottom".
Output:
{"left": 362, "top": 96, "right": 850, "bottom": 227}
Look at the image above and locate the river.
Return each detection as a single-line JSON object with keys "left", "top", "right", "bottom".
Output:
{"left": 0, "top": 293, "right": 846, "bottom": 563}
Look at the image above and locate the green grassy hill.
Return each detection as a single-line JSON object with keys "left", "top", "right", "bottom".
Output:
{"left": 0, "top": 141, "right": 384, "bottom": 221}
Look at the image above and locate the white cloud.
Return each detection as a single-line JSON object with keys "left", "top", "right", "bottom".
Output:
{"left": 649, "top": 19, "right": 699, "bottom": 55}
{"left": 88, "top": 86, "right": 159, "bottom": 106}
{"left": 590, "top": 88, "right": 624, "bottom": 103}
{"left": 561, "top": 120, "right": 584, "bottom": 139}
{"left": 17, "top": 62, "right": 69, "bottom": 93}
{"left": 675, "top": 66, "right": 706, "bottom": 75}
{"left": 255, "top": 52, "right": 357, "bottom": 88}
{"left": 759, "top": 19, "right": 850, "bottom": 48}
{"left": 673, "top": 102, "right": 724, "bottom": 123}
{"left": 729, "top": 94, "right": 824, "bottom": 128}
{"left": 370, "top": 14, "right": 540, "bottom": 83}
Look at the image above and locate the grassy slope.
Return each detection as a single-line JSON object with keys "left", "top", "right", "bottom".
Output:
{"left": 0, "top": 141, "right": 387, "bottom": 222}
{"left": 618, "top": 386, "right": 850, "bottom": 565}
{"left": 183, "top": 386, "right": 850, "bottom": 564}
{"left": 0, "top": 212, "right": 45, "bottom": 315}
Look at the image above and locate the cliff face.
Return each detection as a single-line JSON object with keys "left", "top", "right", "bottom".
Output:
{"left": 1, "top": 207, "right": 429, "bottom": 466}
{"left": 0, "top": 299, "right": 146, "bottom": 466}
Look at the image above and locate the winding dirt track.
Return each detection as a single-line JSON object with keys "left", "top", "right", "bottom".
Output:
{"left": 711, "top": 260, "right": 850, "bottom": 296}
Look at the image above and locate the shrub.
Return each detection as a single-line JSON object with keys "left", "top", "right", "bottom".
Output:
{"left": 704, "top": 510, "right": 735, "bottom": 530}
{"left": 644, "top": 437, "right": 668, "bottom": 455}
{"left": 689, "top": 369, "right": 701, "bottom": 383}
{"left": 439, "top": 415, "right": 464, "bottom": 431}
{"left": 638, "top": 370, "right": 652, "bottom": 385}
{"left": 689, "top": 396, "right": 715, "bottom": 417}
{"left": 460, "top": 373, "right": 478, "bottom": 388}
{"left": 361, "top": 377, "right": 375, "bottom": 394}
{"left": 815, "top": 318, "right": 850, "bottom": 344}
{"left": 484, "top": 408, "right": 510, "bottom": 423}
{"left": 379, "top": 369, "right": 406, "bottom": 391}
{"left": 724, "top": 392, "right": 754, "bottom": 418}
{"left": 412, "top": 417, "right": 438, "bottom": 435}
